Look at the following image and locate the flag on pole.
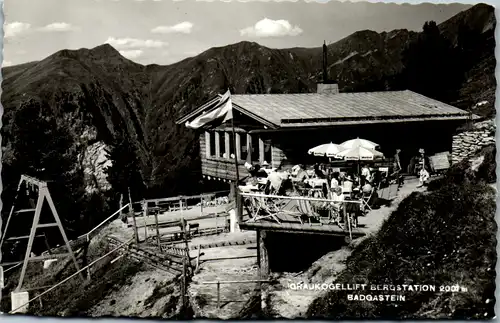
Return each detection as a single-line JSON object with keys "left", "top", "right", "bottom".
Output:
{"left": 185, "top": 90, "right": 233, "bottom": 129}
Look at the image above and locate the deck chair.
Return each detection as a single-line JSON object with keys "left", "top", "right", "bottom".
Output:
{"left": 360, "top": 186, "right": 377, "bottom": 214}
{"left": 296, "top": 199, "right": 322, "bottom": 225}
{"left": 246, "top": 195, "right": 282, "bottom": 224}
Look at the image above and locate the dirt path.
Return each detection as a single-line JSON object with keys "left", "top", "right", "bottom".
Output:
{"left": 267, "top": 177, "right": 426, "bottom": 318}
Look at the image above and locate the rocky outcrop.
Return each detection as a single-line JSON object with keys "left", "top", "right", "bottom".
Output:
{"left": 452, "top": 120, "right": 495, "bottom": 164}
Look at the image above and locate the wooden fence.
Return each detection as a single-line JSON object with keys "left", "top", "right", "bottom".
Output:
{"left": 194, "top": 279, "right": 276, "bottom": 309}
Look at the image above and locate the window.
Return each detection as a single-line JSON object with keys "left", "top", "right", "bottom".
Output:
{"left": 264, "top": 140, "right": 272, "bottom": 164}
{"left": 229, "top": 133, "right": 235, "bottom": 158}
{"left": 251, "top": 135, "right": 259, "bottom": 162}
{"left": 216, "top": 132, "right": 224, "bottom": 157}
{"left": 209, "top": 132, "right": 216, "bottom": 158}
{"left": 241, "top": 134, "right": 248, "bottom": 161}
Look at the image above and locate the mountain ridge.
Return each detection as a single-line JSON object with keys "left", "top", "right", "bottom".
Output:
{"left": 1, "top": 3, "right": 495, "bottom": 205}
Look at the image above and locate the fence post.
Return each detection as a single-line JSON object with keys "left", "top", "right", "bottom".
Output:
{"left": 143, "top": 199, "right": 148, "bottom": 241}
{"left": 129, "top": 191, "right": 138, "bottom": 244}
{"left": 344, "top": 203, "right": 352, "bottom": 242}
{"left": 200, "top": 196, "right": 204, "bottom": 215}
{"left": 195, "top": 245, "right": 201, "bottom": 273}
{"left": 154, "top": 211, "right": 161, "bottom": 251}
{"left": 217, "top": 280, "right": 220, "bottom": 309}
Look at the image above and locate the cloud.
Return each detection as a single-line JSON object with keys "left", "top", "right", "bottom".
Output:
{"left": 151, "top": 22, "right": 193, "bottom": 34}
{"left": 240, "top": 18, "right": 303, "bottom": 37}
{"left": 105, "top": 37, "right": 168, "bottom": 49}
{"left": 3, "top": 60, "right": 13, "bottom": 67}
{"left": 4, "top": 22, "right": 31, "bottom": 38}
{"left": 119, "top": 50, "right": 143, "bottom": 59}
{"left": 40, "top": 22, "right": 74, "bottom": 32}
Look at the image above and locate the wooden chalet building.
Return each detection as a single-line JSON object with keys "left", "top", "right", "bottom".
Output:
{"left": 176, "top": 83, "right": 473, "bottom": 182}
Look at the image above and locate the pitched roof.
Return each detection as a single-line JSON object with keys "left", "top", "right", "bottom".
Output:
{"left": 176, "top": 90, "right": 473, "bottom": 129}
{"left": 231, "top": 90, "right": 470, "bottom": 127}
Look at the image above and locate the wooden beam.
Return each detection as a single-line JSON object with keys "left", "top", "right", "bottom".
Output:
{"left": 16, "top": 192, "right": 44, "bottom": 291}
{"left": 247, "top": 133, "right": 252, "bottom": 163}
{"left": 29, "top": 253, "right": 71, "bottom": 261}
{"left": 215, "top": 132, "right": 221, "bottom": 158}
{"left": 239, "top": 222, "right": 366, "bottom": 237}
{"left": 205, "top": 132, "right": 211, "bottom": 158}
{"left": 225, "top": 132, "right": 230, "bottom": 158}
{"left": 44, "top": 188, "right": 85, "bottom": 281}
{"left": 36, "top": 223, "right": 58, "bottom": 229}
{"left": 235, "top": 133, "right": 241, "bottom": 160}
{"left": 14, "top": 209, "right": 36, "bottom": 214}
{"left": 259, "top": 230, "right": 269, "bottom": 278}
{"left": 259, "top": 136, "right": 265, "bottom": 164}
{"left": 6, "top": 234, "right": 45, "bottom": 241}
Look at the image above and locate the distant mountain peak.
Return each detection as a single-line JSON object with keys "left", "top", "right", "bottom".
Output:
{"left": 89, "top": 43, "right": 123, "bottom": 57}
{"left": 46, "top": 43, "right": 123, "bottom": 62}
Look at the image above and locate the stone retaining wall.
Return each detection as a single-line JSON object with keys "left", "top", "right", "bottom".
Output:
{"left": 452, "top": 120, "right": 495, "bottom": 164}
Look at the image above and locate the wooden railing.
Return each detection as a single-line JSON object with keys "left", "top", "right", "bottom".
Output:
{"left": 238, "top": 192, "right": 362, "bottom": 240}
{"left": 193, "top": 279, "right": 276, "bottom": 309}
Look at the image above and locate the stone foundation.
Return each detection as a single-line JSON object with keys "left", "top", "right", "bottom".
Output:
{"left": 452, "top": 120, "right": 495, "bottom": 164}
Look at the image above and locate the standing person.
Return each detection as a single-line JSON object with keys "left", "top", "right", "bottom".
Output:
{"left": 392, "top": 149, "right": 403, "bottom": 187}
{"left": 330, "top": 186, "right": 345, "bottom": 228}
{"left": 417, "top": 148, "right": 430, "bottom": 187}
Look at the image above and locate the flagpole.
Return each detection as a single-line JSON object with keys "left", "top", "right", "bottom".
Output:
{"left": 231, "top": 113, "right": 240, "bottom": 185}
{"left": 230, "top": 105, "right": 241, "bottom": 224}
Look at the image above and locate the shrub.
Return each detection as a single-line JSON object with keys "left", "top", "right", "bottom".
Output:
{"left": 307, "top": 180, "right": 496, "bottom": 319}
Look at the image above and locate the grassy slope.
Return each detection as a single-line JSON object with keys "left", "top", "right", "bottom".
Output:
{"left": 307, "top": 145, "right": 497, "bottom": 319}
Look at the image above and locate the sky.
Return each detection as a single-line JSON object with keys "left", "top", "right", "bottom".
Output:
{"left": 2, "top": 0, "right": 478, "bottom": 66}
{"left": 2, "top": 0, "right": 479, "bottom": 66}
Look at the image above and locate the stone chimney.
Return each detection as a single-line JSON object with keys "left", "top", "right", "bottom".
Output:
{"left": 317, "top": 83, "right": 339, "bottom": 94}
{"left": 317, "top": 40, "right": 339, "bottom": 94}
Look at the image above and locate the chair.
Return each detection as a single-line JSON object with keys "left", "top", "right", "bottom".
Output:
{"left": 296, "top": 198, "right": 321, "bottom": 225}
{"left": 246, "top": 195, "right": 282, "bottom": 224}
{"left": 360, "top": 185, "right": 376, "bottom": 214}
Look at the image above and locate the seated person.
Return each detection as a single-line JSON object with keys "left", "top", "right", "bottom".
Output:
{"left": 342, "top": 175, "right": 354, "bottom": 196}
{"left": 361, "top": 181, "right": 378, "bottom": 210}
{"left": 330, "top": 172, "right": 340, "bottom": 190}
{"left": 361, "top": 164, "right": 372, "bottom": 183}
{"left": 362, "top": 182, "right": 373, "bottom": 195}
{"left": 292, "top": 164, "right": 309, "bottom": 182}
{"left": 330, "top": 186, "right": 344, "bottom": 224}
{"left": 252, "top": 164, "right": 268, "bottom": 178}
{"left": 313, "top": 164, "right": 326, "bottom": 179}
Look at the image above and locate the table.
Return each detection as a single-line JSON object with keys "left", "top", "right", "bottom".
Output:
{"left": 306, "top": 178, "right": 328, "bottom": 188}
{"left": 239, "top": 185, "right": 260, "bottom": 193}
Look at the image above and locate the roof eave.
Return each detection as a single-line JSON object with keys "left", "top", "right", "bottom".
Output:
{"left": 232, "top": 103, "right": 280, "bottom": 129}
{"left": 280, "top": 115, "right": 473, "bottom": 127}
{"left": 248, "top": 115, "right": 472, "bottom": 133}
{"left": 175, "top": 94, "right": 222, "bottom": 125}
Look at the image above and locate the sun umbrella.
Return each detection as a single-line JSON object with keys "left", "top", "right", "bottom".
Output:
{"left": 340, "top": 137, "right": 379, "bottom": 150}
{"left": 335, "top": 146, "right": 384, "bottom": 161}
{"left": 308, "top": 142, "right": 344, "bottom": 157}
